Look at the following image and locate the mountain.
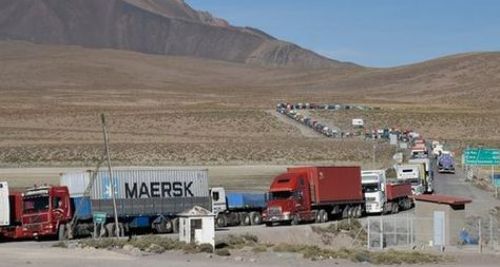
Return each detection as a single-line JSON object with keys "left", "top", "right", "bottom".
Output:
{"left": 0, "top": 0, "right": 354, "bottom": 68}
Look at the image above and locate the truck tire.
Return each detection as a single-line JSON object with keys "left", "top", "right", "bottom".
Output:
{"left": 265, "top": 222, "right": 274, "bottom": 227}
{"left": 249, "top": 212, "right": 262, "bottom": 225}
{"left": 240, "top": 213, "right": 251, "bottom": 226}
{"left": 355, "top": 206, "right": 363, "bottom": 218}
{"left": 58, "top": 224, "right": 67, "bottom": 241}
{"left": 342, "top": 206, "right": 349, "bottom": 219}
{"left": 104, "top": 223, "right": 124, "bottom": 237}
{"left": 320, "top": 209, "right": 328, "bottom": 223}
{"left": 216, "top": 214, "right": 227, "bottom": 228}
{"left": 314, "top": 211, "right": 322, "bottom": 223}
{"left": 290, "top": 215, "right": 299, "bottom": 226}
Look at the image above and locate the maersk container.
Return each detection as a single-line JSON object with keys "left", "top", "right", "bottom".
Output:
{"left": 60, "top": 168, "right": 210, "bottom": 217}
{"left": 226, "top": 192, "right": 267, "bottom": 210}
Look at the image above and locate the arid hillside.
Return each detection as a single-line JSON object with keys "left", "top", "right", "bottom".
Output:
{"left": 0, "top": 41, "right": 499, "bottom": 166}
{"left": 0, "top": 0, "right": 351, "bottom": 68}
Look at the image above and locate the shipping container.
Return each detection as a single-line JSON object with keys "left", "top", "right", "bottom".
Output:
{"left": 287, "top": 166, "right": 363, "bottom": 204}
{"left": 226, "top": 192, "right": 267, "bottom": 210}
{"left": 61, "top": 168, "right": 210, "bottom": 217}
{"left": 386, "top": 182, "right": 412, "bottom": 201}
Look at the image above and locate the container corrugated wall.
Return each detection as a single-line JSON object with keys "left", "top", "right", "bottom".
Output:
{"left": 60, "top": 168, "right": 210, "bottom": 216}
{"left": 60, "top": 171, "right": 91, "bottom": 197}
{"left": 91, "top": 169, "right": 208, "bottom": 200}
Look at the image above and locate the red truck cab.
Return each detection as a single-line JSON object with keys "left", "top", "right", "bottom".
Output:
{"left": 263, "top": 172, "right": 315, "bottom": 225}
{"left": 21, "top": 186, "right": 72, "bottom": 239}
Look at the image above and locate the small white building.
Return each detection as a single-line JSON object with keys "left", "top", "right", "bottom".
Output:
{"left": 178, "top": 206, "right": 215, "bottom": 249}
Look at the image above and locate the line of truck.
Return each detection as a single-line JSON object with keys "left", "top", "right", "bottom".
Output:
{"left": 0, "top": 166, "right": 414, "bottom": 241}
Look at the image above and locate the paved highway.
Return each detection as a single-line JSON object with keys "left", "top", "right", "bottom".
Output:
{"left": 432, "top": 164, "right": 500, "bottom": 218}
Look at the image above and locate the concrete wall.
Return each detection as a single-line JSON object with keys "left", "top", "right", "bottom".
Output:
{"left": 179, "top": 216, "right": 215, "bottom": 248}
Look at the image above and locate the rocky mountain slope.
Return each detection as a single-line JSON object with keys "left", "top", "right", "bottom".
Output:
{"left": 0, "top": 0, "right": 353, "bottom": 68}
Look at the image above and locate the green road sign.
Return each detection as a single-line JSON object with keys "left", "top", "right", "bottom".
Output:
{"left": 93, "top": 212, "right": 107, "bottom": 224}
{"left": 464, "top": 148, "right": 500, "bottom": 166}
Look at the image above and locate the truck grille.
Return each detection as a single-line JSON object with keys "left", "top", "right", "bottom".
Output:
{"left": 267, "top": 206, "right": 282, "bottom": 216}
{"left": 365, "top": 197, "right": 376, "bottom": 202}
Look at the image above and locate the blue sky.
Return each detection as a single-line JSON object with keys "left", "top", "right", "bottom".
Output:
{"left": 187, "top": 0, "right": 500, "bottom": 67}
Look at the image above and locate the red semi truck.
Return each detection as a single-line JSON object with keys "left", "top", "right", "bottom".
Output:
{"left": 262, "top": 166, "right": 364, "bottom": 226}
{"left": 1, "top": 183, "right": 73, "bottom": 241}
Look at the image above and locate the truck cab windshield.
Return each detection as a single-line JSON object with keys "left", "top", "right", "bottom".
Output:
{"left": 23, "top": 195, "right": 49, "bottom": 213}
{"left": 363, "top": 183, "right": 379, "bottom": 193}
{"left": 270, "top": 191, "right": 292, "bottom": 200}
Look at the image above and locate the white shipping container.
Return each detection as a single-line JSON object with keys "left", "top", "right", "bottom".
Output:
{"left": 60, "top": 168, "right": 209, "bottom": 200}
{"left": 0, "top": 182, "right": 10, "bottom": 226}
{"left": 60, "top": 171, "right": 91, "bottom": 197}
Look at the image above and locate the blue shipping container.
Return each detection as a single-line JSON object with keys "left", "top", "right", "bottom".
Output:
{"left": 226, "top": 192, "right": 267, "bottom": 210}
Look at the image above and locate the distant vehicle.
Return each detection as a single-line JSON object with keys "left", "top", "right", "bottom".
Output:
{"left": 352, "top": 119, "right": 364, "bottom": 127}
{"left": 432, "top": 144, "right": 444, "bottom": 158}
{"left": 410, "top": 143, "right": 428, "bottom": 158}
{"left": 361, "top": 170, "right": 413, "bottom": 214}
{"left": 408, "top": 158, "right": 433, "bottom": 193}
{"left": 395, "top": 164, "right": 427, "bottom": 195}
{"left": 438, "top": 153, "right": 455, "bottom": 174}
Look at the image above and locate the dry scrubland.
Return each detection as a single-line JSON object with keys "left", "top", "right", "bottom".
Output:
{"left": 0, "top": 41, "right": 500, "bottom": 171}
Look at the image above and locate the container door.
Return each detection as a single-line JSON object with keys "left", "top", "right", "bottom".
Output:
{"left": 433, "top": 211, "right": 445, "bottom": 246}
{"left": 0, "top": 182, "right": 10, "bottom": 226}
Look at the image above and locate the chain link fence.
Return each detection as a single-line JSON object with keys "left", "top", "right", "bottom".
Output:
{"left": 366, "top": 214, "right": 500, "bottom": 251}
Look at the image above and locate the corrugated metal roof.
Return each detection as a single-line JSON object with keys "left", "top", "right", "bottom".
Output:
{"left": 413, "top": 194, "right": 472, "bottom": 205}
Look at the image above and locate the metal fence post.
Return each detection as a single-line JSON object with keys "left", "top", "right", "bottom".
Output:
{"left": 406, "top": 214, "right": 410, "bottom": 246}
{"left": 490, "top": 215, "right": 494, "bottom": 248}
{"left": 380, "top": 216, "right": 384, "bottom": 249}
{"left": 367, "top": 217, "right": 371, "bottom": 250}
{"left": 479, "top": 218, "right": 483, "bottom": 253}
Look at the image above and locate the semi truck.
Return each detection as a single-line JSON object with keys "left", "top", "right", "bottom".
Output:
{"left": 210, "top": 188, "right": 267, "bottom": 228}
{"left": 263, "top": 166, "right": 364, "bottom": 226}
{"left": 395, "top": 164, "right": 427, "bottom": 195}
{"left": 8, "top": 168, "right": 211, "bottom": 240}
{"left": 438, "top": 152, "right": 455, "bottom": 174}
{"left": 408, "top": 158, "right": 433, "bottom": 193}
{"left": 361, "top": 170, "right": 413, "bottom": 214}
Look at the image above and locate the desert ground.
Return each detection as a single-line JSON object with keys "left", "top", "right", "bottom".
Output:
{"left": 1, "top": 41, "right": 499, "bottom": 172}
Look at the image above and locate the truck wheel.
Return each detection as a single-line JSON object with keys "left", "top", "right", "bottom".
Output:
{"left": 58, "top": 224, "right": 67, "bottom": 241}
{"left": 341, "top": 207, "right": 347, "bottom": 219}
{"left": 240, "top": 213, "right": 251, "bottom": 226}
{"left": 290, "top": 215, "right": 299, "bottom": 226}
{"left": 249, "top": 212, "right": 262, "bottom": 225}
{"left": 320, "top": 209, "right": 328, "bottom": 223}
{"left": 393, "top": 204, "right": 399, "bottom": 214}
{"left": 355, "top": 206, "right": 363, "bottom": 218}
{"left": 265, "top": 222, "right": 273, "bottom": 227}
{"left": 315, "top": 211, "right": 322, "bottom": 223}
{"left": 216, "top": 214, "right": 227, "bottom": 228}
{"left": 164, "top": 219, "right": 173, "bottom": 233}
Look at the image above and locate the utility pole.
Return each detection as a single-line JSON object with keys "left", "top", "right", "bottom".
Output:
{"left": 100, "top": 113, "right": 120, "bottom": 237}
